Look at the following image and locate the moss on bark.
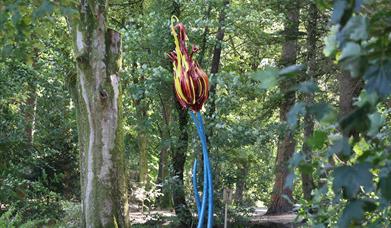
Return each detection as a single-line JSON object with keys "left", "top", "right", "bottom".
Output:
{"left": 71, "top": 1, "right": 129, "bottom": 227}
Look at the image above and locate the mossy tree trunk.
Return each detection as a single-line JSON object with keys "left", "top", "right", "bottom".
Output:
{"left": 71, "top": 1, "right": 129, "bottom": 227}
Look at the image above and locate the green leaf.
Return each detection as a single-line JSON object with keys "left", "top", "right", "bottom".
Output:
{"left": 252, "top": 67, "right": 279, "bottom": 89}
{"left": 306, "top": 130, "right": 328, "bottom": 150}
{"left": 340, "top": 16, "right": 368, "bottom": 41}
{"left": 338, "top": 200, "right": 365, "bottom": 227}
{"left": 324, "top": 25, "right": 339, "bottom": 57}
{"left": 33, "top": 0, "right": 54, "bottom": 19}
{"left": 339, "top": 42, "right": 361, "bottom": 61}
{"left": 60, "top": 7, "right": 78, "bottom": 17}
{"left": 364, "top": 60, "right": 391, "bottom": 97}
{"left": 327, "top": 137, "right": 352, "bottom": 159}
{"left": 331, "top": 0, "right": 347, "bottom": 24}
{"left": 333, "top": 163, "right": 373, "bottom": 199}
{"left": 340, "top": 102, "right": 371, "bottom": 136}
{"left": 290, "top": 152, "right": 304, "bottom": 167}
{"left": 278, "top": 64, "right": 305, "bottom": 77}
{"left": 284, "top": 173, "right": 295, "bottom": 189}
{"left": 287, "top": 102, "right": 306, "bottom": 128}
{"left": 308, "top": 102, "right": 333, "bottom": 121}
{"left": 297, "top": 80, "right": 319, "bottom": 94}
{"left": 313, "top": 0, "right": 333, "bottom": 10}
{"left": 380, "top": 173, "right": 391, "bottom": 201}
{"left": 367, "top": 112, "right": 384, "bottom": 137}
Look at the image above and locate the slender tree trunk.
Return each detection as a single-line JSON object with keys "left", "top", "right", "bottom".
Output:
{"left": 131, "top": 62, "right": 149, "bottom": 186}
{"left": 267, "top": 1, "right": 300, "bottom": 215}
{"left": 138, "top": 130, "right": 148, "bottom": 184}
{"left": 24, "top": 83, "right": 37, "bottom": 144}
{"left": 71, "top": 1, "right": 129, "bottom": 226}
{"left": 198, "top": 1, "right": 212, "bottom": 67}
{"left": 24, "top": 50, "right": 39, "bottom": 145}
{"left": 301, "top": 2, "right": 318, "bottom": 201}
{"left": 207, "top": 0, "right": 229, "bottom": 129}
{"left": 235, "top": 164, "right": 248, "bottom": 204}
{"left": 135, "top": 96, "right": 149, "bottom": 185}
{"left": 156, "top": 95, "right": 172, "bottom": 208}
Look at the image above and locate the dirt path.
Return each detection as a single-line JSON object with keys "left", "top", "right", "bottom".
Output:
{"left": 129, "top": 207, "right": 298, "bottom": 227}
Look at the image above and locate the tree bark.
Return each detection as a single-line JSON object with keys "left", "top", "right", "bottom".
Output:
{"left": 156, "top": 95, "right": 172, "bottom": 209}
{"left": 134, "top": 88, "right": 149, "bottom": 186}
{"left": 266, "top": 1, "right": 300, "bottom": 215}
{"left": 198, "top": 2, "right": 212, "bottom": 67}
{"left": 207, "top": 0, "right": 229, "bottom": 129}
{"left": 339, "top": 71, "right": 362, "bottom": 138}
{"left": 171, "top": 104, "right": 192, "bottom": 224}
{"left": 301, "top": 2, "right": 318, "bottom": 201}
{"left": 23, "top": 83, "right": 37, "bottom": 144}
{"left": 167, "top": 1, "right": 192, "bottom": 223}
{"left": 235, "top": 165, "right": 248, "bottom": 204}
{"left": 71, "top": 1, "right": 129, "bottom": 226}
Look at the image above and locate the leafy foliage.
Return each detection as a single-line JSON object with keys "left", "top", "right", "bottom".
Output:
{"left": 0, "top": 0, "right": 391, "bottom": 227}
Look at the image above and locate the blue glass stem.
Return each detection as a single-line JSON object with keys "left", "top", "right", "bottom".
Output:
{"left": 190, "top": 111, "right": 213, "bottom": 228}
{"left": 192, "top": 159, "right": 201, "bottom": 215}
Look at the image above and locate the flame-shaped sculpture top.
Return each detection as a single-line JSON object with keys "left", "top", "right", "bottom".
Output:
{"left": 168, "top": 16, "right": 209, "bottom": 112}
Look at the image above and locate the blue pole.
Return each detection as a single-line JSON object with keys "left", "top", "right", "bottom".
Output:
{"left": 197, "top": 112, "right": 214, "bottom": 228}
{"left": 190, "top": 111, "right": 214, "bottom": 228}
{"left": 190, "top": 112, "right": 208, "bottom": 228}
{"left": 192, "top": 159, "right": 201, "bottom": 215}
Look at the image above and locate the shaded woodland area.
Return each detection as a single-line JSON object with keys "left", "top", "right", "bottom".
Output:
{"left": 1, "top": 0, "right": 391, "bottom": 227}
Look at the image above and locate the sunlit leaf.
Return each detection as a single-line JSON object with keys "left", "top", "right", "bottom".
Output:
{"left": 252, "top": 67, "right": 279, "bottom": 89}
{"left": 306, "top": 130, "right": 328, "bottom": 150}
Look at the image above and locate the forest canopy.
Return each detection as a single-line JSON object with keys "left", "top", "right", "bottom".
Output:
{"left": 0, "top": 0, "right": 391, "bottom": 227}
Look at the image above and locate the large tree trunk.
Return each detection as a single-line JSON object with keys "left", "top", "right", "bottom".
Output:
{"left": 267, "top": 1, "right": 300, "bottom": 215}
{"left": 167, "top": 1, "right": 191, "bottom": 221}
{"left": 171, "top": 104, "right": 192, "bottom": 224}
{"left": 301, "top": 2, "right": 318, "bottom": 201}
{"left": 71, "top": 1, "right": 129, "bottom": 227}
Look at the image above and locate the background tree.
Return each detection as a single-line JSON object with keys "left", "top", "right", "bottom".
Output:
{"left": 267, "top": 1, "right": 300, "bottom": 215}
{"left": 69, "top": 0, "right": 129, "bottom": 226}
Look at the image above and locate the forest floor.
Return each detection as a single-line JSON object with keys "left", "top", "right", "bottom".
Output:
{"left": 130, "top": 207, "right": 298, "bottom": 227}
